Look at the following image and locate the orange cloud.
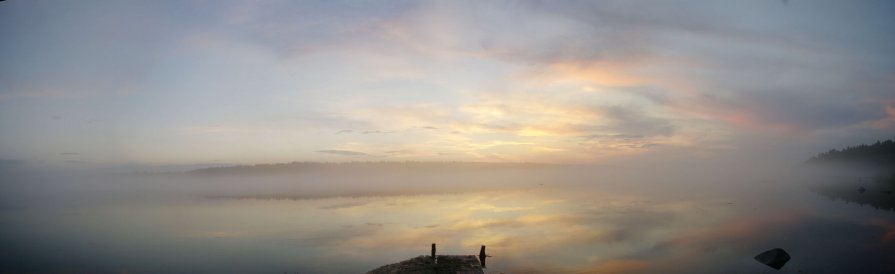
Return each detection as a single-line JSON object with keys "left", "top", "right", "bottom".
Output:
{"left": 864, "top": 99, "right": 895, "bottom": 129}
{"left": 537, "top": 61, "right": 649, "bottom": 87}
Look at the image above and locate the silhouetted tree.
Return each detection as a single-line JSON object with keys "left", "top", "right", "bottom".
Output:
{"left": 808, "top": 139, "right": 895, "bottom": 168}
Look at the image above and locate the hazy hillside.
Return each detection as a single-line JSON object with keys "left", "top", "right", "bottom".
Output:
{"left": 188, "top": 161, "right": 560, "bottom": 175}
{"left": 807, "top": 139, "right": 895, "bottom": 168}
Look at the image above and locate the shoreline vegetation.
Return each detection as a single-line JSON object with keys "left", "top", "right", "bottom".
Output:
{"left": 187, "top": 161, "right": 564, "bottom": 175}
{"left": 173, "top": 161, "right": 569, "bottom": 200}
{"left": 807, "top": 139, "right": 895, "bottom": 211}
{"left": 807, "top": 139, "right": 895, "bottom": 169}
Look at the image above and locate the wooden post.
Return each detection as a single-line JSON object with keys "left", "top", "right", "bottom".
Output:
{"left": 479, "top": 245, "right": 486, "bottom": 268}
{"left": 431, "top": 243, "right": 436, "bottom": 264}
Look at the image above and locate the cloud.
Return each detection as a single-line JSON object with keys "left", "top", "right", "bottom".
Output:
{"left": 362, "top": 130, "right": 395, "bottom": 134}
{"left": 373, "top": 0, "right": 895, "bottom": 134}
{"left": 0, "top": 1, "right": 185, "bottom": 100}
{"left": 319, "top": 201, "right": 369, "bottom": 210}
{"left": 3, "top": 0, "right": 893, "bottom": 164}
{"left": 586, "top": 134, "right": 645, "bottom": 140}
{"left": 384, "top": 150, "right": 414, "bottom": 155}
{"left": 315, "top": 150, "right": 371, "bottom": 157}
{"left": 602, "top": 106, "right": 676, "bottom": 137}
{"left": 0, "top": 159, "right": 25, "bottom": 168}
{"left": 324, "top": 90, "right": 690, "bottom": 162}
{"left": 180, "top": 230, "right": 250, "bottom": 239}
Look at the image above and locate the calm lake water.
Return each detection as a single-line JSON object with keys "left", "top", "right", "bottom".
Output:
{"left": 1, "top": 169, "right": 893, "bottom": 273}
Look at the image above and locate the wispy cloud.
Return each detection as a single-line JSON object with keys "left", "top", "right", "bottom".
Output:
{"left": 361, "top": 130, "right": 395, "bottom": 134}
{"left": 0, "top": 160, "right": 25, "bottom": 168}
{"left": 1, "top": 0, "right": 893, "bottom": 164}
{"left": 319, "top": 201, "right": 369, "bottom": 210}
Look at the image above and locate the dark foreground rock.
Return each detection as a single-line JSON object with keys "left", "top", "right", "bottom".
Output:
{"left": 754, "top": 248, "right": 791, "bottom": 270}
{"left": 367, "top": 255, "right": 484, "bottom": 274}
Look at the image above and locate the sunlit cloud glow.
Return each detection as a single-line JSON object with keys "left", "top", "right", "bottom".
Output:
{"left": 1, "top": 0, "right": 892, "bottom": 166}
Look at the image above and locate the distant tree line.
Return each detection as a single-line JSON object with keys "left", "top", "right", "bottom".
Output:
{"left": 189, "top": 161, "right": 557, "bottom": 175}
{"left": 808, "top": 139, "right": 895, "bottom": 167}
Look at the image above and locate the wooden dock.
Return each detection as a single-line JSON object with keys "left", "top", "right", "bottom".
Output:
{"left": 367, "top": 244, "right": 487, "bottom": 274}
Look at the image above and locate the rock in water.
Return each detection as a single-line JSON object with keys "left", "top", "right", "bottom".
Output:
{"left": 754, "top": 248, "right": 791, "bottom": 270}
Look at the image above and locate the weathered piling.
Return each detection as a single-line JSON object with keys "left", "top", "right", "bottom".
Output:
{"left": 479, "top": 245, "right": 486, "bottom": 268}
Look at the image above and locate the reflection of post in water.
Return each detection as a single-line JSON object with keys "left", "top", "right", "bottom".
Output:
{"left": 812, "top": 180, "right": 895, "bottom": 211}
{"left": 479, "top": 245, "right": 486, "bottom": 268}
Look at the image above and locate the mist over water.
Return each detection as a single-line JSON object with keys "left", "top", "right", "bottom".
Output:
{"left": 2, "top": 161, "right": 892, "bottom": 273}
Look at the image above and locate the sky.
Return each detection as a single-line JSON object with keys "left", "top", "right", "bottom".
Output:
{"left": 1, "top": 0, "right": 893, "bottom": 168}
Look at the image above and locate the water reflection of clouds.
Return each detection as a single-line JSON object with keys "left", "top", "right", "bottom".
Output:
{"left": 182, "top": 230, "right": 250, "bottom": 239}
{"left": 582, "top": 211, "right": 895, "bottom": 273}
{"left": 302, "top": 222, "right": 386, "bottom": 247}
{"left": 5, "top": 182, "right": 893, "bottom": 273}
{"left": 137, "top": 187, "right": 894, "bottom": 273}
{"left": 305, "top": 190, "right": 716, "bottom": 269}
{"left": 295, "top": 188, "right": 895, "bottom": 273}
{"left": 869, "top": 218, "right": 895, "bottom": 243}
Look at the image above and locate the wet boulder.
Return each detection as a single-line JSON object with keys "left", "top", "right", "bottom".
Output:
{"left": 754, "top": 248, "right": 790, "bottom": 270}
